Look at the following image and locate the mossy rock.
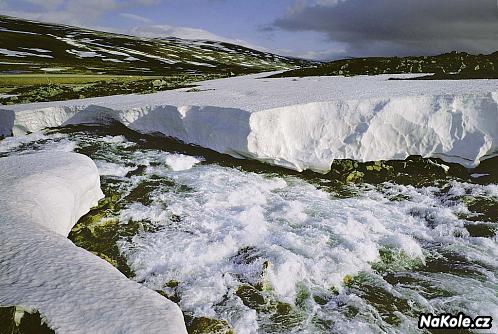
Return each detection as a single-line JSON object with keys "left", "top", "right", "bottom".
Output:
{"left": 0, "top": 306, "right": 54, "bottom": 334}
{"left": 69, "top": 194, "right": 138, "bottom": 277}
{"left": 464, "top": 223, "right": 496, "bottom": 238}
{"left": 370, "top": 247, "right": 425, "bottom": 273}
{"left": 344, "top": 273, "right": 414, "bottom": 326}
{"left": 236, "top": 284, "right": 267, "bottom": 310}
{"left": 155, "top": 280, "right": 182, "bottom": 304}
{"left": 342, "top": 274, "right": 354, "bottom": 287}
{"left": 235, "top": 284, "right": 304, "bottom": 332}
{"left": 184, "top": 315, "right": 234, "bottom": 334}
{"left": 459, "top": 195, "right": 498, "bottom": 223}
{"left": 329, "top": 156, "right": 468, "bottom": 186}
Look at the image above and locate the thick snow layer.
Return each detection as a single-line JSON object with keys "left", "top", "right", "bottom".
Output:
{"left": 0, "top": 152, "right": 187, "bottom": 334}
{"left": 3, "top": 73, "right": 498, "bottom": 171}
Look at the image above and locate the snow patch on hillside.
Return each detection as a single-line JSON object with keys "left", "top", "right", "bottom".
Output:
{"left": 0, "top": 152, "right": 187, "bottom": 333}
{"left": 3, "top": 74, "right": 498, "bottom": 171}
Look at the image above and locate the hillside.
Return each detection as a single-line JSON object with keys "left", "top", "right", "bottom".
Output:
{"left": 0, "top": 15, "right": 307, "bottom": 76}
{"left": 270, "top": 51, "right": 498, "bottom": 79}
{"left": 0, "top": 15, "right": 311, "bottom": 104}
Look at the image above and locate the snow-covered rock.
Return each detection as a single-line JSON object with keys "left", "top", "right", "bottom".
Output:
{"left": 2, "top": 73, "right": 498, "bottom": 171}
{"left": 0, "top": 152, "right": 187, "bottom": 334}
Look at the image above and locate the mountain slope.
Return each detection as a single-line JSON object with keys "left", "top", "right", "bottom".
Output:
{"left": 270, "top": 51, "right": 498, "bottom": 79}
{"left": 0, "top": 15, "right": 309, "bottom": 76}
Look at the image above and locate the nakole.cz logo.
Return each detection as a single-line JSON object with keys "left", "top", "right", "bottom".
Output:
{"left": 418, "top": 312, "right": 493, "bottom": 330}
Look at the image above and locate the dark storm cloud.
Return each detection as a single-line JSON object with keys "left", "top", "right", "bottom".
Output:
{"left": 273, "top": 0, "right": 498, "bottom": 57}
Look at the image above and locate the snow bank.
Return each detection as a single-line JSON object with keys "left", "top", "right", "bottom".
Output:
{"left": 0, "top": 152, "right": 187, "bottom": 333}
{"left": 2, "top": 73, "right": 498, "bottom": 171}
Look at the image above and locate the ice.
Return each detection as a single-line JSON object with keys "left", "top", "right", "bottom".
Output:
{"left": 3, "top": 73, "right": 498, "bottom": 172}
{"left": 0, "top": 152, "right": 187, "bottom": 333}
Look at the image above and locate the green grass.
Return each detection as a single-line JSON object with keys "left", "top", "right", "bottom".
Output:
{"left": 0, "top": 73, "right": 229, "bottom": 104}
{"left": 0, "top": 74, "right": 162, "bottom": 87}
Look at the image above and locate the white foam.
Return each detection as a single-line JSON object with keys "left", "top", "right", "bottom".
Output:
{"left": 95, "top": 160, "right": 134, "bottom": 177}
{"left": 0, "top": 131, "right": 75, "bottom": 154}
{"left": 4, "top": 128, "right": 496, "bottom": 333}
{"left": 104, "top": 146, "right": 498, "bottom": 333}
{"left": 165, "top": 154, "right": 202, "bottom": 171}
{"left": 117, "top": 164, "right": 423, "bottom": 331}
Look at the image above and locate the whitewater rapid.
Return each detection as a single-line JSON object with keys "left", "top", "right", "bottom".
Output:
{"left": 2, "top": 127, "right": 496, "bottom": 333}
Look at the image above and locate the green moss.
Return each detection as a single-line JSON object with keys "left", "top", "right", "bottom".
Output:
{"left": 459, "top": 195, "right": 498, "bottom": 223}
{"left": 236, "top": 284, "right": 267, "bottom": 309}
{"left": 235, "top": 284, "right": 304, "bottom": 332}
{"left": 68, "top": 193, "right": 143, "bottom": 277}
{"left": 344, "top": 273, "right": 415, "bottom": 326}
{"left": 464, "top": 223, "right": 496, "bottom": 238}
{"left": 295, "top": 285, "right": 310, "bottom": 309}
{"left": 0, "top": 306, "right": 54, "bottom": 334}
{"left": 259, "top": 260, "right": 272, "bottom": 292}
{"left": 345, "top": 170, "right": 365, "bottom": 183}
{"left": 371, "top": 247, "right": 425, "bottom": 273}
{"left": 342, "top": 274, "right": 354, "bottom": 286}
{"left": 329, "top": 156, "right": 468, "bottom": 186}
{"left": 184, "top": 316, "right": 234, "bottom": 334}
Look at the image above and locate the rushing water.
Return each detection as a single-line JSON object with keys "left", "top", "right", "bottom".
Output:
{"left": 1, "top": 125, "right": 497, "bottom": 334}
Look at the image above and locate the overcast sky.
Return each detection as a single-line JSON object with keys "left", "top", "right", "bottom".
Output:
{"left": 1, "top": 0, "right": 497, "bottom": 60}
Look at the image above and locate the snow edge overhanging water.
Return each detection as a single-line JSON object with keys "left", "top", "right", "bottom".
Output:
{"left": 2, "top": 74, "right": 497, "bottom": 172}
{"left": 0, "top": 152, "right": 187, "bottom": 334}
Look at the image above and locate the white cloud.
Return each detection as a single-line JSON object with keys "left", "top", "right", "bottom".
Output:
{"left": 1, "top": 0, "right": 119, "bottom": 27}
{"left": 120, "top": 13, "right": 152, "bottom": 23}
{"left": 276, "top": 47, "right": 346, "bottom": 60}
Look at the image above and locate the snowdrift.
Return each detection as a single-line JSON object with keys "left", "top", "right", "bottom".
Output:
{"left": 2, "top": 73, "right": 498, "bottom": 172}
{"left": 0, "top": 152, "right": 187, "bottom": 334}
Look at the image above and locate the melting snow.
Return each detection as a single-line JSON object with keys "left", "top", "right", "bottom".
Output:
{"left": 0, "top": 152, "right": 187, "bottom": 333}
{"left": 0, "top": 48, "right": 53, "bottom": 58}
{"left": 3, "top": 73, "right": 498, "bottom": 172}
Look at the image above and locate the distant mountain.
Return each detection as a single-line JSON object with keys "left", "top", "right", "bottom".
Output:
{"left": 270, "top": 51, "right": 498, "bottom": 79}
{"left": 0, "top": 15, "right": 310, "bottom": 76}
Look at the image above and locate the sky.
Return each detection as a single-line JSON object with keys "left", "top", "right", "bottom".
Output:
{"left": 0, "top": 0, "right": 497, "bottom": 60}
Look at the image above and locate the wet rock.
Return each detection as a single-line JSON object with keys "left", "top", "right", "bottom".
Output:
{"left": 184, "top": 315, "right": 234, "bottom": 334}
{"left": 0, "top": 306, "right": 54, "bottom": 334}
